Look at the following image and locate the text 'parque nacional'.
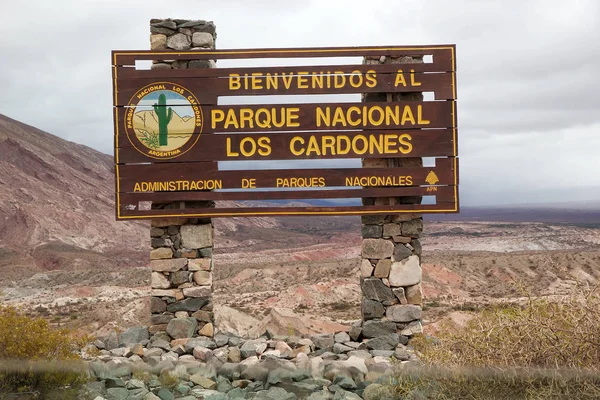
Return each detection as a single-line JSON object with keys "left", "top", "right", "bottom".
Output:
{"left": 210, "top": 104, "right": 431, "bottom": 130}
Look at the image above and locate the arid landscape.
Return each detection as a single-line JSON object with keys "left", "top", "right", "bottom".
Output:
{"left": 1, "top": 112, "right": 599, "bottom": 340}
{"left": 211, "top": 217, "right": 600, "bottom": 334}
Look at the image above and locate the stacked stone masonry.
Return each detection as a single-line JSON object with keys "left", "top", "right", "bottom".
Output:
{"left": 148, "top": 19, "right": 218, "bottom": 340}
{"left": 150, "top": 19, "right": 217, "bottom": 70}
{"left": 150, "top": 217, "right": 215, "bottom": 338}
{"left": 359, "top": 54, "right": 425, "bottom": 338}
{"left": 359, "top": 214, "right": 423, "bottom": 338}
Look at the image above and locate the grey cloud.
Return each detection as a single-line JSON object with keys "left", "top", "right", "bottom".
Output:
{"left": 0, "top": 0, "right": 599, "bottom": 206}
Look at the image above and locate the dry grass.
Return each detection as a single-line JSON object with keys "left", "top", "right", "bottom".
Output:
{"left": 389, "top": 365, "right": 600, "bottom": 400}
{"left": 0, "top": 305, "right": 89, "bottom": 398}
{"left": 415, "top": 284, "right": 600, "bottom": 369}
{"left": 391, "top": 284, "right": 600, "bottom": 399}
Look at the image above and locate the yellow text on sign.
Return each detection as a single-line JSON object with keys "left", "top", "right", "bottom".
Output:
{"left": 226, "top": 69, "right": 423, "bottom": 91}
{"left": 345, "top": 176, "right": 413, "bottom": 187}
{"left": 290, "top": 134, "right": 412, "bottom": 156}
{"left": 211, "top": 105, "right": 431, "bottom": 131}
{"left": 133, "top": 180, "right": 223, "bottom": 192}
{"left": 394, "top": 69, "right": 422, "bottom": 87}
{"left": 224, "top": 133, "right": 413, "bottom": 158}
{"left": 241, "top": 178, "right": 256, "bottom": 188}
{"left": 226, "top": 137, "right": 271, "bottom": 157}
{"left": 212, "top": 108, "right": 300, "bottom": 130}
{"left": 316, "top": 105, "right": 430, "bottom": 128}
{"left": 228, "top": 70, "right": 378, "bottom": 91}
{"left": 276, "top": 177, "right": 326, "bottom": 188}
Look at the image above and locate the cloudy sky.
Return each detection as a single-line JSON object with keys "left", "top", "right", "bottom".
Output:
{"left": 1, "top": 0, "right": 599, "bottom": 207}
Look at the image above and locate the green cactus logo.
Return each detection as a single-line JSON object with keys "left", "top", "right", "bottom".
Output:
{"left": 124, "top": 82, "right": 203, "bottom": 160}
{"left": 153, "top": 93, "right": 173, "bottom": 146}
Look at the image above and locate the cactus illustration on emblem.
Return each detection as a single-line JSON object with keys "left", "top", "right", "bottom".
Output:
{"left": 153, "top": 93, "right": 173, "bottom": 146}
{"left": 124, "top": 83, "right": 203, "bottom": 160}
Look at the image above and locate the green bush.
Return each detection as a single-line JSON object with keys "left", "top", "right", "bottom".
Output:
{"left": 391, "top": 286, "right": 600, "bottom": 399}
{"left": 0, "top": 305, "right": 89, "bottom": 398}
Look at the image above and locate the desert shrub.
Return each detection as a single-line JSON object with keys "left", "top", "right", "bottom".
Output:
{"left": 388, "top": 366, "right": 600, "bottom": 400}
{"left": 415, "top": 287, "right": 600, "bottom": 369}
{"left": 0, "top": 305, "right": 89, "bottom": 398}
{"left": 390, "top": 286, "right": 600, "bottom": 399}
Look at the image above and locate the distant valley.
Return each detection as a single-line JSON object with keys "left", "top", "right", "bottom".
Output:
{"left": 0, "top": 112, "right": 598, "bottom": 337}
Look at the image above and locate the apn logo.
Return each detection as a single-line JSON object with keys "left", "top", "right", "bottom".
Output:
{"left": 425, "top": 171, "right": 439, "bottom": 185}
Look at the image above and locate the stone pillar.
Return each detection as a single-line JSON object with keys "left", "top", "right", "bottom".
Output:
{"left": 358, "top": 55, "right": 424, "bottom": 341}
{"left": 149, "top": 18, "right": 216, "bottom": 62}
{"left": 148, "top": 19, "right": 217, "bottom": 339}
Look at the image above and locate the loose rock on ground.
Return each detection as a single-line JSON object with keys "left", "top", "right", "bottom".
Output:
{"left": 81, "top": 324, "right": 420, "bottom": 399}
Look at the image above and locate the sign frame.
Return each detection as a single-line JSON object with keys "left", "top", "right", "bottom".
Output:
{"left": 112, "top": 45, "right": 458, "bottom": 219}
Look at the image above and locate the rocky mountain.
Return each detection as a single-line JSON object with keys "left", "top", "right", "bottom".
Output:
{"left": 0, "top": 113, "right": 355, "bottom": 284}
{"left": 0, "top": 113, "right": 149, "bottom": 282}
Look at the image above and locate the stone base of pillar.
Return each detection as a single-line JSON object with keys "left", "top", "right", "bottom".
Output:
{"left": 149, "top": 215, "right": 215, "bottom": 339}
{"left": 358, "top": 214, "right": 424, "bottom": 340}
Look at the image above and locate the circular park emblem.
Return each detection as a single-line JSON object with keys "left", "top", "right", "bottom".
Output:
{"left": 124, "top": 82, "right": 203, "bottom": 160}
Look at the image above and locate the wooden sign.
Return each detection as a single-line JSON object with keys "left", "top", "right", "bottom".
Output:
{"left": 112, "top": 45, "right": 458, "bottom": 219}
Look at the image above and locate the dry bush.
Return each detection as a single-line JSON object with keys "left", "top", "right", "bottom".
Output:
{"left": 392, "top": 285, "right": 600, "bottom": 399}
{"left": 0, "top": 305, "right": 89, "bottom": 398}
{"left": 389, "top": 366, "right": 600, "bottom": 400}
{"left": 416, "top": 285, "right": 600, "bottom": 369}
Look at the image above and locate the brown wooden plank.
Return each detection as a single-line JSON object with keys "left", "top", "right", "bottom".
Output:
{"left": 432, "top": 183, "right": 450, "bottom": 201}
{"left": 115, "top": 129, "right": 456, "bottom": 163}
{"left": 113, "top": 45, "right": 455, "bottom": 65}
{"left": 117, "top": 158, "right": 455, "bottom": 184}
{"left": 115, "top": 60, "right": 454, "bottom": 81}
{"left": 111, "top": 65, "right": 118, "bottom": 120}
{"left": 452, "top": 97, "right": 459, "bottom": 141}
{"left": 115, "top": 101, "right": 455, "bottom": 134}
{"left": 116, "top": 202, "right": 459, "bottom": 219}
{"left": 117, "top": 159, "right": 455, "bottom": 192}
{"left": 112, "top": 105, "right": 120, "bottom": 220}
{"left": 119, "top": 185, "right": 453, "bottom": 203}
{"left": 455, "top": 157, "right": 460, "bottom": 185}
{"left": 113, "top": 82, "right": 220, "bottom": 111}
{"left": 114, "top": 72, "right": 454, "bottom": 105}
{"left": 114, "top": 82, "right": 217, "bottom": 105}
{"left": 454, "top": 184, "right": 460, "bottom": 213}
